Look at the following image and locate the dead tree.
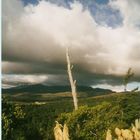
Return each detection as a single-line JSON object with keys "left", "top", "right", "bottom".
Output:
{"left": 66, "top": 48, "right": 78, "bottom": 110}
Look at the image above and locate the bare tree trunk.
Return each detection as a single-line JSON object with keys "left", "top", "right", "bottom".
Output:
{"left": 66, "top": 48, "right": 78, "bottom": 110}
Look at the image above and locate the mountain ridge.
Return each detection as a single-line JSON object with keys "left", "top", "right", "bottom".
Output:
{"left": 2, "top": 83, "right": 114, "bottom": 94}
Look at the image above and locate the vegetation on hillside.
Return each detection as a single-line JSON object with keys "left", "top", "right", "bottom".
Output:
{"left": 2, "top": 92, "right": 140, "bottom": 140}
{"left": 57, "top": 92, "right": 140, "bottom": 140}
{"left": 2, "top": 97, "right": 25, "bottom": 140}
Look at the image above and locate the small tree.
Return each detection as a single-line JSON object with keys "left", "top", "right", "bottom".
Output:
{"left": 66, "top": 48, "right": 78, "bottom": 110}
{"left": 123, "top": 68, "right": 134, "bottom": 92}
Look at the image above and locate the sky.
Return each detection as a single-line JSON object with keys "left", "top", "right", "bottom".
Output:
{"left": 2, "top": 0, "right": 140, "bottom": 91}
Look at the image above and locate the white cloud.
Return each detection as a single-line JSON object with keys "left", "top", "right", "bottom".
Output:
{"left": 2, "top": 74, "right": 48, "bottom": 85}
{"left": 92, "top": 82, "right": 140, "bottom": 92}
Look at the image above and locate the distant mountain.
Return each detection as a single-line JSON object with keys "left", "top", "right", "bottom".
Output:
{"left": 2, "top": 84, "right": 114, "bottom": 95}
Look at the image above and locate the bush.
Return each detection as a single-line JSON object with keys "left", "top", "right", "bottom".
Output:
{"left": 58, "top": 102, "right": 129, "bottom": 140}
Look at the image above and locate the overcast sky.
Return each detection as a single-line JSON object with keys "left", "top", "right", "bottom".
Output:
{"left": 2, "top": 0, "right": 140, "bottom": 91}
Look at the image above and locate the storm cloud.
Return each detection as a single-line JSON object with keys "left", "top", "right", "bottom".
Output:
{"left": 2, "top": 0, "right": 140, "bottom": 87}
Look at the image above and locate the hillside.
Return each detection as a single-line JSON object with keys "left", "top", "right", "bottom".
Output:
{"left": 57, "top": 92, "right": 140, "bottom": 140}
{"left": 2, "top": 84, "right": 114, "bottom": 103}
{"left": 2, "top": 91, "right": 140, "bottom": 140}
{"left": 2, "top": 84, "right": 113, "bottom": 94}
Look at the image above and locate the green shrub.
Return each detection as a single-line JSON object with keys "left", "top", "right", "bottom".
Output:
{"left": 58, "top": 102, "right": 128, "bottom": 140}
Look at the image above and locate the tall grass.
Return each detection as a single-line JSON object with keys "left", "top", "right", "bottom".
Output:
{"left": 54, "top": 121, "right": 69, "bottom": 140}
{"left": 106, "top": 119, "right": 140, "bottom": 140}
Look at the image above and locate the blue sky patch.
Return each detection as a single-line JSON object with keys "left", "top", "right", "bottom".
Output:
{"left": 95, "top": 0, "right": 109, "bottom": 5}
{"left": 21, "top": 0, "right": 123, "bottom": 28}
{"left": 22, "top": 0, "right": 39, "bottom": 5}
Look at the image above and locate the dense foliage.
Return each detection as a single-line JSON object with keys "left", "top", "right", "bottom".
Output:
{"left": 58, "top": 93, "right": 140, "bottom": 140}
{"left": 2, "top": 98, "right": 25, "bottom": 140}
{"left": 2, "top": 97, "right": 73, "bottom": 140}
{"left": 58, "top": 103, "right": 124, "bottom": 140}
{"left": 2, "top": 92, "right": 140, "bottom": 140}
